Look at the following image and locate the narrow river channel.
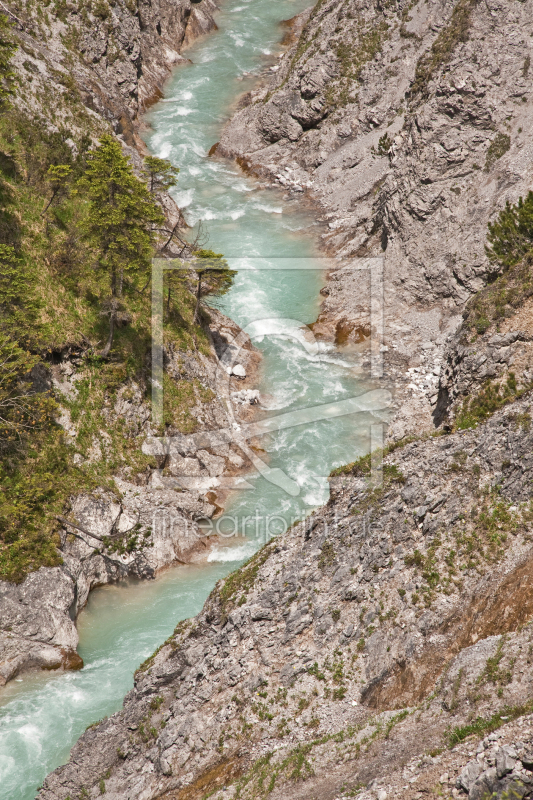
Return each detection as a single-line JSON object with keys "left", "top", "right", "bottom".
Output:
{"left": 0, "top": 2, "right": 378, "bottom": 798}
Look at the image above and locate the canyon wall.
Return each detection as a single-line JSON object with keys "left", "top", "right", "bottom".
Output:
{"left": 18, "top": 1, "right": 533, "bottom": 798}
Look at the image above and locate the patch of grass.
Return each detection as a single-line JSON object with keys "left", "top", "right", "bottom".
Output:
{"left": 163, "top": 373, "right": 214, "bottom": 434}
{"left": 330, "top": 449, "right": 405, "bottom": 483}
{"left": 455, "top": 374, "right": 531, "bottom": 429}
{"left": 485, "top": 132, "right": 511, "bottom": 172}
{"left": 409, "top": 0, "right": 478, "bottom": 105}
{"left": 318, "top": 540, "right": 336, "bottom": 570}
{"left": 135, "top": 630, "right": 179, "bottom": 676}
{"left": 251, "top": 700, "right": 274, "bottom": 722}
{"left": 332, "top": 454, "right": 406, "bottom": 521}
{"left": 463, "top": 264, "right": 533, "bottom": 337}
{"left": 446, "top": 700, "right": 533, "bottom": 747}
{"left": 404, "top": 538, "right": 448, "bottom": 600}
{"left": 404, "top": 549, "right": 424, "bottom": 568}
{"left": 218, "top": 541, "right": 275, "bottom": 614}
{"left": 510, "top": 411, "right": 531, "bottom": 431}
{"left": 476, "top": 636, "right": 513, "bottom": 688}
{"left": 231, "top": 709, "right": 412, "bottom": 798}
{"left": 475, "top": 501, "right": 518, "bottom": 544}
{"left": 384, "top": 708, "right": 409, "bottom": 738}
{"left": 307, "top": 662, "right": 326, "bottom": 681}
{"left": 92, "top": 0, "right": 111, "bottom": 20}
{"left": 329, "top": 21, "right": 389, "bottom": 107}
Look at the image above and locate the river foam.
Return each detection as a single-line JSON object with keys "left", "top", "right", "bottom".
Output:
{"left": 0, "top": 2, "right": 378, "bottom": 797}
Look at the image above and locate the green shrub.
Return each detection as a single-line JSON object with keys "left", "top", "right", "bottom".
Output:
{"left": 409, "top": 0, "right": 477, "bottom": 104}
{"left": 485, "top": 132, "right": 511, "bottom": 172}
{"left": 446, "top": 700, "right": 533, "bottom": 747}
{"left": 455, "top": 374, "right": 526, "bottom": 430}
{"left": 486, "top": 191, "right": 533, "bottom": 269}
{"left": 372, "top": 132, "right": 392, "bottom": 157}
{"left": 93, "top": 0, "right": 111, "bottom": 20}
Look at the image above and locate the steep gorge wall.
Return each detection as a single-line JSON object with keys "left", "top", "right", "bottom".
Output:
{"left": 0, "top": 0, "right": 262, "bottom": 687}
{"left": 38, "top": 391, "right": 533, "bottom": 800}
{"left": 34, "top": 2, "right": 533, "bottom": 798}
{"left": 219, "top": 0, "right": 533, "bottom": 437}
{"left": 9, "top": 0, "right": 218, "bottom": 145}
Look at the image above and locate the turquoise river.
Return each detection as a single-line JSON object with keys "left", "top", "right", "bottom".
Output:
{"left": 0, "top": 2, "right": 380, "bottom": 798}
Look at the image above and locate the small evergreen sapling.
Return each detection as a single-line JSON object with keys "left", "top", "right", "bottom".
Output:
{"left": 142, "top": 156, "right": 179, "bottom": 195}
{"left": 191, "top": 249, "right": 236, "bottom": 323}
{"left": 42, "top": 164, "right": 72, "bottom": 215}
{"left": 486, "top": 191, "right": 533, "bottom": 270}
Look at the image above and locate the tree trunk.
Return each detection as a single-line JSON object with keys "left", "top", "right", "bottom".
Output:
{"left": 193, "top": 273, "right": 202, "bottom": 324}
{"left": 99, "top": 306, "right": 116, "bottom": 358}
{"left": 41, "top": 188, "right": 59, "bottom": 216}
{"left": 162, "top": 221, "right": 182, "bottom": 251}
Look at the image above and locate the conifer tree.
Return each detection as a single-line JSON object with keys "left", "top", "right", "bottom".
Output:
{"left": 79, "top": 135, "right": 164, "bottom": 356}
{"left": 191, "top": 249, "right": 236, "bottom": 323}
{"left": 42, "top": 164, "right": 72, "bottom": 215}
{"left": 142, "top": 156, "right": 179, "bottom": 195}
{"left": 486, "top": 191, "right": 533, "bottom": 269}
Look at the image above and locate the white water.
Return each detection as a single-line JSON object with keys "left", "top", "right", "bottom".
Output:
{"left": 0, "top": 3, "right": 380, "bottom": 798}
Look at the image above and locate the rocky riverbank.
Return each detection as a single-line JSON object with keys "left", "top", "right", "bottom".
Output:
{"left": 0, "top": 311, "right": 261, "bottom": 687}
{"left": 217, "top": 0, "right": 533, "bottom": 439}
{"left": 0, "top": 0, "right": 268, "bottom": 687}
{"left": 34, "top": 0, "right": 533, "bottom": 798}
{"left": 37, "top": 389, "right": 533, "bottom": 800}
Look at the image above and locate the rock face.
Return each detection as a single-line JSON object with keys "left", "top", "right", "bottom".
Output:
{"left": 0, "top": 0, "right": 255, "bottom": 687}
{"left": 11, "top": 0, "right": 218, "bottom": 144}
{"left": 0, "top": 319, "right": 260, "bottom": 685}
{"left": 0, "top": 568, "right": 81, "bottom": 687}
{"left": 37, "top": 391, "right": 533, "bottom": 799}
{"left": 12, "top": 0, "right": 533, "bottom": 796}
{"left": 218, "top": 0, "right": 533, "bottom": 439}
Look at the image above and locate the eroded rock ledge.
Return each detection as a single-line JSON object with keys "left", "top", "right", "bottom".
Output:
{"left": 38, "top": 391, "right": 533, "bottom": 800}
{"left": 0, "top": 0, "right": 266, "bottom": 688}
{"left": 217, "top": 0, "right": 533, "bottom": 440}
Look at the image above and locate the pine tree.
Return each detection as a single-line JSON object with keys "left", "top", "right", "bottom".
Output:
{"left": 191, "top": 249, "right": 236, "bottom": 323}
{"left": 142, "top": 156, "right": 179, "bottom": 195}
{"left": 42, "top": 164, "right": 72, "bottom": 215}
{"left": 486, "top": 191, "right": 533, "bottom": 270}
{"left": 79, "top": 135, "right": 165, "bottom": 356}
